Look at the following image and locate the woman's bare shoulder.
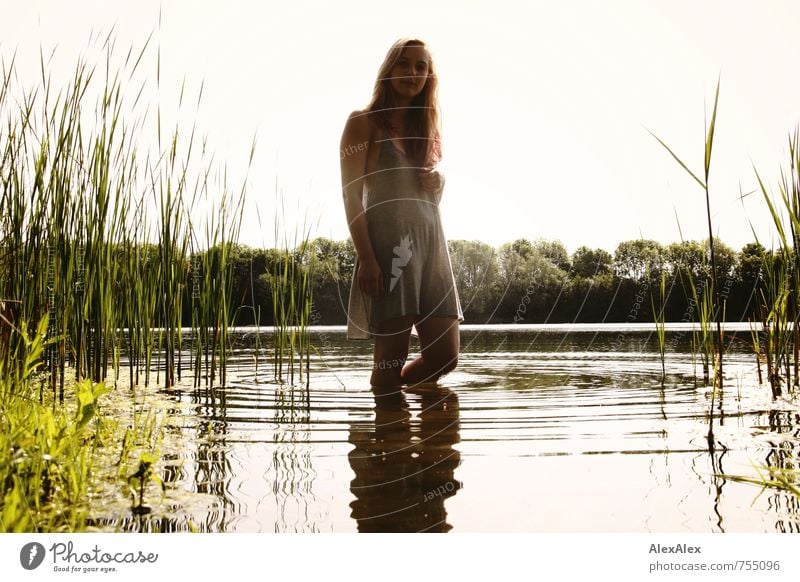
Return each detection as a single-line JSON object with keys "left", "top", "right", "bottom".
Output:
{"left": 344, "top": 109, "right": 378, "bottom": 138}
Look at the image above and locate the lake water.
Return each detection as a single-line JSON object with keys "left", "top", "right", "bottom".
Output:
{"left": 97, "top": 323, "right": 800, "bottom": 533}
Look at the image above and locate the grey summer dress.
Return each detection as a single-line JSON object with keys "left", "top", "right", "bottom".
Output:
{"left": 346, "top": 127, "right": 464, "bottom": 340}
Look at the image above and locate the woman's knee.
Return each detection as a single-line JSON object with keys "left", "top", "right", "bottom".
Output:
{"left": 427, "top": 352, "right": 458, "bottom": 377}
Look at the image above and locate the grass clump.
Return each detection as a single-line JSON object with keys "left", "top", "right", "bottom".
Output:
{"left": 1, "top": 315, "right": 109, "bottom": 531}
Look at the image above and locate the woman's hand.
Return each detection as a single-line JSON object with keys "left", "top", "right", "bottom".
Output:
{"left": 357, "top": 255, "right": 385, "bottom": 297}
{"left": 419, "top": 168, "right": 445, "bottom": 203}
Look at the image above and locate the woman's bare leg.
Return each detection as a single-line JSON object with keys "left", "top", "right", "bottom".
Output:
{"left": 400, "top": 316, "right": 459, "bottom": 386}
{"left": 371, "top": 314, "right": 415, "bottom": 391}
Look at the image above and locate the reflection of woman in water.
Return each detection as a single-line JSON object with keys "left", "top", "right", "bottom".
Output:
{"left": 340, "top": 38, "right": 463, "bottom": 391}
{"left": 348, "top": 387, "right": 462, "bottom": 532}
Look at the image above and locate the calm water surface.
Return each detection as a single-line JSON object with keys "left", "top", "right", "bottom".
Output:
{"left": 100, "top": 324, "right": 800, "bottom": 532}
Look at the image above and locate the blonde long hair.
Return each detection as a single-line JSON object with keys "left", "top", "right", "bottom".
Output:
{"left": 365, "top": 38, "right": 442, "bottom": 169}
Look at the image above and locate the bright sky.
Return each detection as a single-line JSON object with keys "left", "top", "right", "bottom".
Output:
{"left": 2, "top": 0, "right": 799, "bottom": 255}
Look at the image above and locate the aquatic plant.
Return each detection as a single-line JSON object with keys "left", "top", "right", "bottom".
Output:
{"left": 649, "top": 78, "right": 725, "bottom": 442}
{"left": 0, "top": 30, "right": 258, "bottom": 532}
{"left": 0, "top": 315, "right": 107, "bottom": 531}
{"left": 648, "top": 267, "right": 667, "bottom": 382}
{"left": 268, "top": 200, "right": 314, "bottom": 392}
{"left": 127, "top": 452, "right": 165, "bottom": 516}
{"left": 0, "top": 32, "right": 248, "bottom": 391}
{"left": 751, "top": 128, "right": 800, "bottom": 396}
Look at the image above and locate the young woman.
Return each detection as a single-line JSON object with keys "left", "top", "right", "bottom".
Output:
{"left": 340, "top": 38, "right": 463, "bottom": 391}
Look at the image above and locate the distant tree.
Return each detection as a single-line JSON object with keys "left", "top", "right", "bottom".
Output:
{"left": 563, "top": 269, "right": 620, "bottom": 322}
{"left": 571, "top": 246, "right": 613, "bottom": 278}
{"left": 613, "top": 239, "right": 664, "bottom": 281}
{"left": 665, "top": 240, "right": 705, "bottom": 280}
{"left": 306, "top": 237, "right": 355, "bottom": 324}
{"left": 309, "top": 237, "right": 355, "bottom": 282}
{"left": 307, "top": 239, "right": 339, "bottom": 301}
{"left": 703, "top": 237, "right": 737, "bottom": 284}
{"left": 533, "top": 238, "right": 571, "bottom": 272}
{"left": 228, "top": 244, "right": 270, "bottom": 325}
{"left": 448, "top": 240, "right": 499, "bottom": 318}
{"left": 666, "top": 238, "right": 736, "bottom": 283}
{"left": 498, "top": 239, "right": 537, "bottom": 289}
{"left": 497, "top": 241, "right": 568, "bottom": 321}
{"left": 509, "top": 238, "right": 534, "bottom": 259}
{"left": 737, "top": 242, "right": 765, "bottom": 293}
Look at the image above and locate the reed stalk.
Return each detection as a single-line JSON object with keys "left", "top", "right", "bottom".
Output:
{"left": 269, "top": 196, "right": 314, "bottom": 393}
{"left": 2, "top": 31, "right": 254, "bottom": 392}
{"left": 0, "top": 24, "right": 301, "bottom": 536}
{"left": 648, "top": 268, "right": 667, "bottom": 382}
{"left": 649, "top": 78, "right": 725, "bottom": 444}
{"left": 752, "top": 127, "right": 800, "bottom": 396}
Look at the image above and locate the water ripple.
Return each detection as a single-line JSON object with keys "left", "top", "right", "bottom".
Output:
{"left": 98, "top": 326, "right": 800, "bottom": 532}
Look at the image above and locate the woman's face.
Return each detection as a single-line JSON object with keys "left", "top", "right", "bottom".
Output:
{"left": 389, "top": 45, "right": 431, "bottom": 101}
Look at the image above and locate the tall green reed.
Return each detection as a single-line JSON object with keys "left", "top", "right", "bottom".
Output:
{"left": 189, "top": 176, "right": 248, "bottom": 389}
{"left": 752, "top": 127, "right": 800, "bottom": 396}
{"left": 0, "top": 34, "right": 246, "bottom": 392}
{"left": 648, "top": 268, "right": 667, "bottom": 382}
{"left": 268, "top": 196, "right": 314, "bottom": 393}
{"left": 0, "top": 31, "right": 256, "bottom": 531}
{"left": 650, "top": 78, "right": 725, "bottom": 443}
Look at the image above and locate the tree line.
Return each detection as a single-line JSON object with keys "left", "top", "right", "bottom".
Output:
{"left": 196, "top": 236, "right": 773, "bottom": 326}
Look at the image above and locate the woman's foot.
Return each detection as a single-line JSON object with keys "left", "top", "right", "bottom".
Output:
{"left": 370, "top": 380, "right": 404, "bottom": 399}
{"left": 402, "top": 379, "right": 441, "bottom": 393}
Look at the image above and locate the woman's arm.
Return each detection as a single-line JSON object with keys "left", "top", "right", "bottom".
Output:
{"left": 340, "top": 111, "right": 384, "bottom": 296}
